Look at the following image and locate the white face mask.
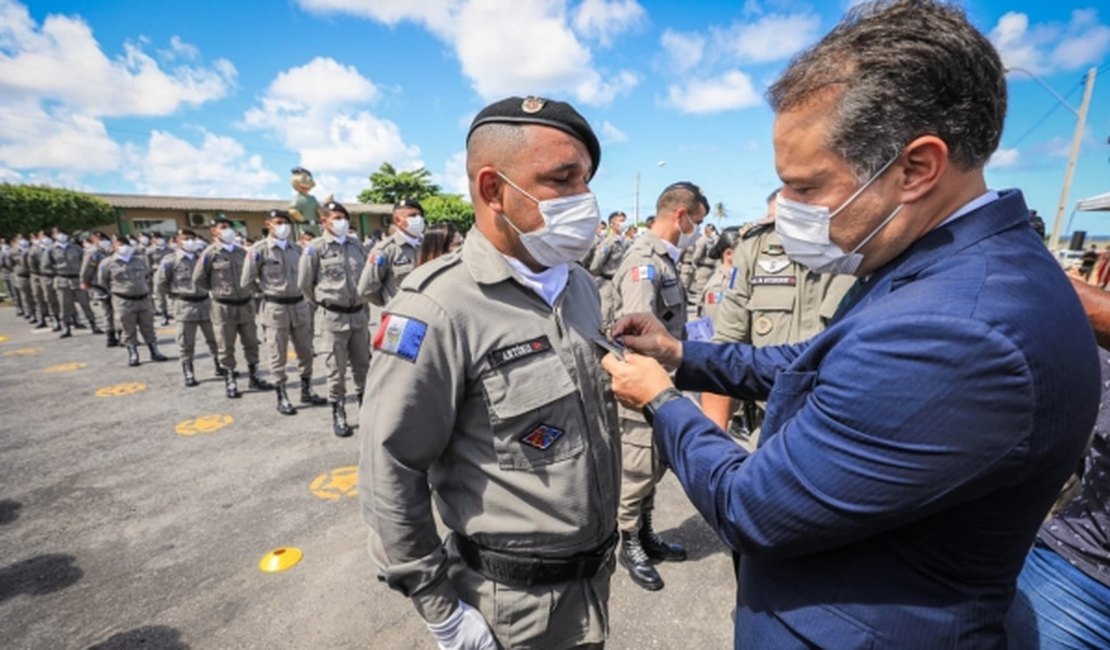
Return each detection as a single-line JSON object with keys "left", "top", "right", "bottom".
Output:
{"left": 273, "top": 223, "right": 291, "bottom": 240}
{"left": 405, "top": 215, "right": 425, "bottom": 237}
{"left": 18, "top": 240, "right": 29, "bottom": 250}
{"left": 118, "top": 245, "right": 134, "bottom": 259}
{"left": 56, "top": 233, "right": 69, "bottom": 244}
{"left": 139, "top": 236, "right": 150, "bottom": 246}
{"left": 774, "top": 153, "right": 902, "bottom": 276}
{"left": 329, "top": 219, "right": 350, "bottom": 238}
{"left": 40, "top": 236, "right": 52, "bottom": 246}
{"left": 98, "top": 240, "right": 112, "bottom": 251}
{"left": 677, "top": 214, "right": 699, "bottom": 251}
{"left": 182, "top": 239, "right": 201, "bottom": 253}
{"left": 497, "top": 171, "right": 600, "bottom": 268}
{"left": 218, "top": 228, "right": 237, "bottom": 244}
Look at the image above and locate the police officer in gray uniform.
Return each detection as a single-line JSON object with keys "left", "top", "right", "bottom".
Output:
{"left": 11, "top": 237, "right": 36, "bottom": 322}
{"left": 587, "top": 211, "right": 628, "bottom": 326}
{"left": 360, "top": 96, "right": 620, "bottom": 650}
{"left": 50, "top": 227, "right": 98, "bottom": 337}
{"left": 30, "top": 233, "right": 60, "bottom": 331}
{"left": 155, "top": 229, "right": 219, "bottom": 387}
{"left": 99, "top": 238, "right": 168, "bottom": 366}
{"left": 299, "top": 201, "right": 369, "bottom": 437}
{"left": 358, "top": 198, "right": 423, "bottom": 308}
{"left": 689, "top": 222, "right": 718, "bottom": 304}
{"left": 81, "top": 231, "right": 119, "bottom": 347}
{"left": 147, "top": 233, "right": 173, "bottom": 325}
{"left": 0, "top": 239, "right": 21, "bottom": 316}
{"left": 242, "top": 209, "right": 326, "bottom": 415}
{"left": 194, "top": 216, "right": 271, "bottom": 399}
{"left": 612, "top": 181, "right": 707, "bottom": 592}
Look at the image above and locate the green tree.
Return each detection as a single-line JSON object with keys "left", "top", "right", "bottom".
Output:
{"left": 422, "top": 194, "right": 475, "bottom": 233}
{"left": 358, "top": 163, "right": 440, "bottom": 205}
{"left": 713, "top": 201, "right": 728, "bottom": 225}
{"left": 0, "top": 184, "right": 115, "bottom": 238}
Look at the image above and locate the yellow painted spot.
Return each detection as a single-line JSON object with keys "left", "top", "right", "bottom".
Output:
{"left": 309, "top": 466, "right": 359, "bottom": 501}
{"left": 4, "top": 347, "right": 41, "bottom": 356}
{"left": 175, "top": 414, "right": 234, "bottom": 436}
{"left": 259, "top": 547, "right": 302, "bottom": 573}
{"left": 94, "top": 382, "right": 147, "bottom": 398}
{"left": 44, "top": 362, "right": 86, "bottom": 373}
{"left": 157, "top": 327, "right": 175, "bottom": 335}
{"left": 287, "top": 350, "right": 298, "bottom": 360}
{"left": 0, "top": 335, "right": 9, "bottom": 342}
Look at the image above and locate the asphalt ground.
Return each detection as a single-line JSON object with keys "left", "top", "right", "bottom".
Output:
{"left": 0, "top": 303, "right": 736, "bottom": 649}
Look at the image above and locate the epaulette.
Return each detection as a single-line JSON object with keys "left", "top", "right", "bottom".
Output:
{"left": 740, "top": 221, "right": 774, "bottom": 240}
{"left": 401, "top": 249, "right": 462, "bottom": 292}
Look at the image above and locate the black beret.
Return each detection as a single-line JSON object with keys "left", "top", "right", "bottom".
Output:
{"left": 266, "top": 209, "right": 291, "bottom": 221}
{"left": 467, "top": 96, "right": 600, "bottom": 178}
{"left": 212, "top": 215, "right": 233, "bottom": 226}
{"left": 323, "top": 201, "right": 349, "bottom": 217}
{"left": 393, "top": 198, "right": 424, "bottom": 213}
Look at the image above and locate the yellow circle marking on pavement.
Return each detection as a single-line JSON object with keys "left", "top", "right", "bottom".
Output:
{"left": 4, "top": 347, "right": 42, "bottom": 356}
{"left": 157, "top": 327, "right": 175, "bottom": 335}
{"left": 0, "top": 335, "right": 9, "bottom": 342}
{"left": 44, "top": 362, "right": 86, "bottom": 373}
{"left": 287, "top": 350, "right": 298, "bottom": 360}
{"left": 259, "top": 547, "right": 302, "bottom": 573}
{"left": 175, "top": 414, "right": 234, "bottom": 436}
{"left": 94, "top": 382, "right": 148, "bottom": 398}
{"left": 309, "top": 466, "right": 359, "bottom": 501}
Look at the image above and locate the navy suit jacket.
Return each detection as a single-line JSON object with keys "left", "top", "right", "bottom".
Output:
{"left": 656, "top": 190, "right": 1099, "bottom": 648}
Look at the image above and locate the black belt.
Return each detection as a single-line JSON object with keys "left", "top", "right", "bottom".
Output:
{"left": 171, "top": 293, "right": 208, "bottom": 303}
{"left": 59, "top": 274, "right": 79, "bottom": 279}
{"left": 264, "top": 295, "right": 303, "bottom": 305}
{"left": 41, "top": 273, "right": 55, "bottom": 278}
{"left": 214, "top": 296, "right": 252, "bottom": 306}
{"left": 112, "top": 292, "right": 148, "bottom": 301}
{"left": 697, "top": 263, "right": 715, "bottom": 269}
{"left": 600, "top": 273, "right": 614, "bottom": 280}
{"left": 454, "top": 531, "right": 617, "bottom": 588}
{"left": 17, "top": 273, "right": 30, "bottom": 278}
{"left": 321, "top": 302, "right": 364, "bottom": 314}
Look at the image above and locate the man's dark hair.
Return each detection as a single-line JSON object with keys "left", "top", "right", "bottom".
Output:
{"left": 607, "top": 211, "right": 626, "bottom": 225}
{"left": 767, "top": 0, "right": 1006, "bottom": 179}
{"left": 657, "top": 181, "right": 704, "bottom": 216}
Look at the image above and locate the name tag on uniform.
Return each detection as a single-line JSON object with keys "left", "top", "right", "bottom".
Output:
{"left": 488, "top": 336, "right": 551, "bottom": 369}
{"left": 662, "top": 277, "right": 678, "bottom": 288}
{"left": 395, "top": 255, "right": 412, "bottom": 266}
{"left": 752, "top": 276, "right": 796, "bottom": 286}
{"left": 520, "top": 424, "right": 564, "bottom": 451}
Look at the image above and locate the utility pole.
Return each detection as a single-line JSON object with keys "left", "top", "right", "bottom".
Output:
{"left": 1050, "top": 67, "right": 1097, "bottom": 251}
{"left": 634, "top": 171, "right": 640, "bottom": 225}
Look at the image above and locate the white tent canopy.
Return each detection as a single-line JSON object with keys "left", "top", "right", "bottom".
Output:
{"left": 1076, "top": 191, "right": 1110, "bottom": 211}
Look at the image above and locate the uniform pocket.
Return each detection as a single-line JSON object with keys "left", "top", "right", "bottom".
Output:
{"left": 661, "top": 281, "right": 684, "bottom": 308}
{"left": 481, "top": 351, "right": 585, "bottom": 471}
{"left": 747, "top": 286, "right": 795, "bottom": 312}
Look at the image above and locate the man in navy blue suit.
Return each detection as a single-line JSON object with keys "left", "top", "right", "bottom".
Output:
{"left": 601, "top": 0, "right": 1100, "bottom": 647}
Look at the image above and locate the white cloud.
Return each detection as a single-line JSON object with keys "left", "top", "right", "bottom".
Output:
{"left": 295, "top": 0, "right": 638, "bottom": 106}
{"left": 987, "top": 147, "right": 1020, "bottom": 169}
{"left": 710, "top": 12, "right": 822, "bottom": 64}
{"left": 312, "top": 173, "right": 373, "bottom": 204}
{"left": 0, "top": 100, "right": 121, "bottom": 172}
{"left": 438, "top": 150, "right": 469, "bottom": 197}
{"left": 123, "top": 130, "right": 279, "bottom": 197}
{"left": 159, "top": 35, "right": 200, "bottom": 62}
{"left": 242, "top": 57, "right": 422, "bottom": 175}
{"left": 992, "top": 9, "right": 1110, "bottom": 76}
{"left": 600, "top": 120, "right": 628, "bottom": 144}
{"left": 664, "top": 70, "right": 761, "bottom": 114}
{"left": 660, "top": 29, "right": 705, "bottom": 73}
{"left": 572, "top": 0, "right": 647, "bottom": 48}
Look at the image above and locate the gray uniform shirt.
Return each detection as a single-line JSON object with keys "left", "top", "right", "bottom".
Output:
{"left": 587, "top": 232, "right": 625, "bottom": 279}
{"left": 242, "top": 239, "right": 302, "bottom": 299}
{"left": 358, "top": 231, "right": 418, "bottom": 307}
{"left": 80, "top": 248, "right": 108, "bottom": 289}
{"left": 359, "top": 228, "right": 620, "bottom": 622}
{"left": 298, "top": 233, "right": 369, "bottom": 332}
{"left": 49, "top": 243, "right": 83, "bottom": 289}
{"left": 155, "top": 250, "right": 209, "bottom": 322}
{"left": 98, "top": 254, "right": 152, "bottom": 298}
{"left": 194, "top": 244, "right": 251, "bottom": 301}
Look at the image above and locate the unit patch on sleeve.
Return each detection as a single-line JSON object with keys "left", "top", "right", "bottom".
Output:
{"left": 373, "top": 313, "right": 428, "bottom": 362}
{"left": 488, "top": 336, "right": 551, "bottom": 369}
{"left": 631, "top": 265, "right": 656, "bottom": 282}
{"left": 520, "top": 424, "right": 564, "bottom": 451}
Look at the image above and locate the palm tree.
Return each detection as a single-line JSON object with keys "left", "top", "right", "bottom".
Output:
{"left": 713, "top": 201, "right": 727, "bottom": 225}
{"left": 358, "top": 162, "right": 441, "bottom": 204}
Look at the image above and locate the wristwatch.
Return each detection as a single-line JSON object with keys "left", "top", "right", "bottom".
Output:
{"left": 642, "top": 387, "right": 685, "bottom": 426}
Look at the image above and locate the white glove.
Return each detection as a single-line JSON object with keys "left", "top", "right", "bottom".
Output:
{"left": 425, "top": 600, "right": 498, "bottom": 650}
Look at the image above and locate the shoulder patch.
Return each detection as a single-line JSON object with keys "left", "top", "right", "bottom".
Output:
{"left": 368, "top": 253, "right": 387, "bottom": 267}
{"left": 304, "top": 244, "right": 314, "bottom": 257}
{"left": 373, "top": 313, "right": 428, "bottom": 362}
{"left": 631, "top": 265, "right": 656, "bottom": 282}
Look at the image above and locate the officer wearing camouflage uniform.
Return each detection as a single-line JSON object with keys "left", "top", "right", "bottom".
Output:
{"left": 146, "top": 234, "right": 173, "bottom": 325}
{"left": 98, "top": 239, "right": 168, "bottom": 366}
{"left": 242, "top": 209, "right": 325, "bottom": 415}
{"left": 155, "top": 229, "right": 219, "bottom": 387}
{"left": 701, "top": 190, "right": 854, "bottom": 450}
{"left": 81, "top": 232, "right": 119, "bottom": 347}
{"left": 194, "top": 216, "right": 271, "bottom": 399}
{"left": 587, "top": 211, "right": 628, "bottom": 326}
{"left": 50, "top": 227, "right": 98, "bottom": 338}
{"left": 360, "top": 96, "right": 620, "bottom": 650}
{"left": 358, "top": 199, "right": 423, "bottom": 309}
{"left": 298, "top": 201, "right": 369, "bottom": 438}
{"left": 612, "top": 181, "right": 707, "bottom": 592}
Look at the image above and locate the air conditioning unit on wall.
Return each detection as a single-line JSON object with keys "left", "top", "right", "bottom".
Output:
{"left": 188, "top": 213, "right": 206, "bottom": 227}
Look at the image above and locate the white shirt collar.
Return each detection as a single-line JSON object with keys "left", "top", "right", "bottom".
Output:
{"left": 503, "top": 256, "right": 569, "bottom": 306}
{"left": 273, "top": 238, "right": 288, "bottom": 249}
{"left": 400, "top": 231, "right": 421, "bottom": 248}
{"left": 937, "top": 190, "right": 999, "bottom": 229}
{"left": 222, "top": 243, "right": 236, "bottom": 252}
{"left": 661, "top": 239, "right": 682, "bottom": 265}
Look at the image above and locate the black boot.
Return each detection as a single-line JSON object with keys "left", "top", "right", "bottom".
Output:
{"left": 331, "top": 402, "right": 352, "bottom": 437}
{"left": 148, "top": 342, "right": 168, "bottom": 362}
{"left": 619, "top": 533, "right": 664, "bottom": 591}
{"left": 276, "top": 382, "right": 297, "bottom": 415}
{"left": 59, "top": 325, "right": 72, "bottom": 339}
{"left": 248, "top": 363, "right": 274, "bottom": 391}
{"left": 34, "top": 316, "right": 47, "bottom": 329}
{"left": 182, "top": 360, "right": 198, "bottom": 387}
{"left": 639, "top": 511, "right": 687, "bottom": 562}
{"left": 161, "top": 315, "right": 171, "bottom": 326}
{"left": 300, "top": 376, "right": 326, "bottom": 405}
{"left": 51, "top": 317, "right": 62, "bottom": 332}
{"left": 91, "top": 324, "right": 104, "bottom": 334}
{"left": 215, "top": 360, "right": 227, "bottom": 377}
{"left": 357, "top": 391, "right": 365, "bottom": 407}
{"left": 72, "top": 317, "right": 86, "bottom": 329}
{"left": 106, "top": 330, "right": 120, "bottom": 348}
{"left": 224, "top": 372, "right": 242, "bottom": 399}
{"left": 127, "top": 344, "right": 140, "bottom": 367}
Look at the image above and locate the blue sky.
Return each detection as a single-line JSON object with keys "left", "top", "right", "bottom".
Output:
{"left": 1, "top": 0, "right": 1108, "bottom": 235}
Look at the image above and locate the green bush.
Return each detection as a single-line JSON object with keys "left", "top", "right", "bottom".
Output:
{"left": 0, "top": 184, "right": 115, "bottom": 238}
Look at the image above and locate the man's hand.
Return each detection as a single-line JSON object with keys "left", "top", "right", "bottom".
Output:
{"left": 601, "top": 351, "right": 675, "bottom": 410}
{"left": 425, "top": 600, "right": 497, "bottom": 650}
{"left": 609, "top": 313, "right": 683, "bottom": 371}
